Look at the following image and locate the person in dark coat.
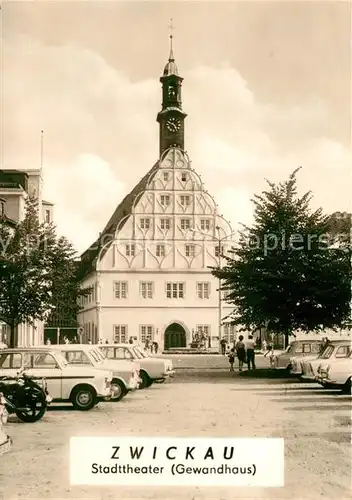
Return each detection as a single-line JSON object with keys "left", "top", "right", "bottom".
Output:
{"left": 235, "top": 335, "right": 246, "bottom": 371}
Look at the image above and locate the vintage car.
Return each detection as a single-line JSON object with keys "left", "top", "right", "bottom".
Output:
{"left": 0, "top": 348, "right": 113, "bottom": 410}
{"left": 51, "top": 344, "right": 140, "bottom": 401}
{"left": 317, "top": 353, "right": 352, "bottom": 394}
{"left": 98, "top": 343, "right": 175, "bottom": 388}
{"left": 275, "top": 339, "right": 325, "bottom": 370}
{"left": 299, "top": 340, "right": 351, "bottom": 381}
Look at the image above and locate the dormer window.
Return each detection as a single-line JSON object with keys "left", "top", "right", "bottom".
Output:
{"left": 163, "top": 172, "right": 169, "bottom": 182}
{"left": 140, "top": 218, "right": 150, "bottom": 230}
{"left": 181, "top": 172, "right": 187, "bottom": 182}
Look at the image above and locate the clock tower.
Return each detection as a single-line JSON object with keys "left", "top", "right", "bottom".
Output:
{"left": 156, "top": 33, "right": 187, "bottom": 157}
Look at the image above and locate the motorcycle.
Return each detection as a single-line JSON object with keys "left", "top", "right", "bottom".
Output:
{"left": 0, "top": 370, "right": 52, "bottom": 423}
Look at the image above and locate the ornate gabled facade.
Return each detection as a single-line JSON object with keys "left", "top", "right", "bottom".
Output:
{"left": 78, "top": 40, "right": 239, "bottom": 350}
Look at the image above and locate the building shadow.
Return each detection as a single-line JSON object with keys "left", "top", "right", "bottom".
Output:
{"left": 282, "top": 404, "right": 352, "bottom": 412}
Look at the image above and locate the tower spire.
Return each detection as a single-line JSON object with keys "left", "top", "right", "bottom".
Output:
{"left": 168, "top": 18, "right": 174, "bottom": 62}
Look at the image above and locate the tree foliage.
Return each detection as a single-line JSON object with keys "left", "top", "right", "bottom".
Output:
{"left": 0, "top": 196, "right": 85, "bottom": 347}
{"left": 212, "top": 168, "right": 351, "bottom": 344}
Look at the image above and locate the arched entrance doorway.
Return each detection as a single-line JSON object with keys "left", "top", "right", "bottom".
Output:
{"left": 164, "top": 323, "right": 187, "bottom": 350}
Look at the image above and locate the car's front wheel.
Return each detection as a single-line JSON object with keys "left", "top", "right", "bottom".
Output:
{"left": 111, "top": 379, "right": 126, "bottom": 402}
{"left": 341, "top": 377, "right": 351, "bottom": 395}
{"left": 71, "top": 385, "right": 97, "bottom": 410}
{"left": 139, "top": 370, "right": 152, "bottom": 389}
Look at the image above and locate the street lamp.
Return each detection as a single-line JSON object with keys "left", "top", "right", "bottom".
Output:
{"left": 189, "top": 226, "right": 237, "bottom": 353}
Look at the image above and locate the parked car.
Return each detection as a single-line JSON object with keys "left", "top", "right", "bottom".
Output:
{"left": 275, "top": 339, "right": 325, "bottom": 370}
{"left": 98, "top": 343, "right": 175, "bottom": 388}
{"left": 51, "top": 344, "right": 140, "bottom": 401}
{"left": 316, "top": 353, "right": 352, "bottom": 394}
{"left": 0, "top": 348, "right": 113, "bottom": 410}
{"left": 298, "top": 340, "right": 351, "bottom": 381}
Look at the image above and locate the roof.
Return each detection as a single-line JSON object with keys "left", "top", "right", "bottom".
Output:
{"left": 79, "top": 161, "right": 159, "bottom": 278}
{"left": 49, "top": 344, "right": 93, "bottom": 350}
{"left": 0, "top": 347, "right": 59, "bottom": 353}
{"left": 42, "top": 200, "right": 54, "bottom": 206}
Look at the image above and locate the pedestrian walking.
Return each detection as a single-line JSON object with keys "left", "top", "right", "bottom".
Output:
{"left": 153, "top": 341, "right": 159, "bottom": 354}
{"left": 235, "top": 335, "right": 246, "bottom": 371}
{"left": 264, "top": 345, "right": 276, "bottom": 368}
{"left": 245, "top": 335, "right": 256, "bottom": 369}
{"left": 220, "top": 338, "right": 227, "bottom": 355}
{"left": 228, "top": 348, "right": 235, "bottom": 372}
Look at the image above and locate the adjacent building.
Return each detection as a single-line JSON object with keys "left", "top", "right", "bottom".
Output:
{"left": 78, "top": 41, "right": 239, "bottom": 350}
{"left": 0, "top": 168, "right": 54, "bottom": 346}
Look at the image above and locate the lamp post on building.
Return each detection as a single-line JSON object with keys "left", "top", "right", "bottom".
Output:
{"left": 189, "top": 226, "right": 237, "bottom": 353}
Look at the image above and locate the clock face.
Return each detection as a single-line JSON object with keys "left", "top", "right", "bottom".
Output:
{"left": 166, "top": 117, "right": 181, "bottom": 133}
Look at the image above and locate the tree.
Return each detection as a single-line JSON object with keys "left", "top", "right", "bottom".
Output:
{"left": 0, "top": 196, "right": 84, "bottom": 347}
{"left": 212, "top": 168, "right": 351, "bottom": 347}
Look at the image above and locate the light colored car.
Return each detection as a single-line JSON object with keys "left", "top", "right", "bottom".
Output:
{"left": 50, "top": 344, "right": 140, "bottom": 401}
{"left": 317, "top": 353, "right": 352, "bottom": 394}
{"left": 275, "top": 339, "right": 325, "bottom": 370}
{"left": 0, "top": 348, "right": 113, "bottom": 411}
{"left": 98, "top": 343, "right": 175, "bottom": 388}
{"left": 299, "top": 340, "right": 351, "bottom": 381}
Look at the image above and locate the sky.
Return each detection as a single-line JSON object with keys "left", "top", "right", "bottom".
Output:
{"left": 1, "top": 0, "right": 351, "bottom": 254}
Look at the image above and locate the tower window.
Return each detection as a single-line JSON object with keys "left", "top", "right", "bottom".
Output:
{"left": 160, "top": 218, "right": 171, "bottom": 230}
{"left": 168, "top": 85, "right": 176, "bottom": 99}
{"left": 180, "top": 195, "right": 191, "bottom": 206}
{"left": 160, "top": 195, "right": 171, "bottom": 206}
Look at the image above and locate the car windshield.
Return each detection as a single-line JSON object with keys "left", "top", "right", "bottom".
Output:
{"left": 134, "top": 346, "right": 148, "bottom": 358}
{"left": 52, "top": 350, "right": 68, "bottom": 367}
{"left": 95, "top": 347, "right": 106, "bottom": 359}
{"left": 319, "top": 345, "right": 334, "bottom": 359}
{"left": 65, "top": 350, "right": 92, "bottom": 365}
{"left": 87, "top": 348, "right": 104, "bottom": 364}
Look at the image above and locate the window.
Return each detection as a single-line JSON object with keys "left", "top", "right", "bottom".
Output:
{"left": 166, "top": 282, "right": 184, "bottom": 299}
{"left": 156, "top": 244, "right": 165, "bottom": 257}
{"left": 106, "top": 347, "right": 132, "bottom": 360}
{"left": 320, "top": 345, "right": 334, "bottom": 359}
{"left": 114, "top": 281, "right": 128, "bottom": 299}
{"left": 125, "top": 244, "right": 135, "bottom": 256}
{"left": 302, "top": 344, "right": 311, "bottom": 353}
{"left": 45, "top": 209, "right": 51, "bottom": 223}
{"left": 181, "top": 219, "right": 191, "bottom": 230}
{"left": 32, "top": 353, "right": 58, "bottom": 369}
{"left": 197, "top": 282, "right": 210, "bottom": 299}
{"left": 140, "top": 281, "right": 153, "bottom": 299}
{"left": 160, "top": 195, "right": 171, "bottom": 206}
{"left": 185, "top": 244, "right": 195, "bottom": 257}
{"left": 0, "top": 352, "right": 22, "bottom": 369}
{"left": 223, "top": 324, "right": 236, "bottom": 342}
{"left": 140, "top": 325, "right": 154, "bottom": 342}
{"left": 215, "top": 245, "right": 224, "bottom": 257}
{"left": 335, "top": 345, "right": 351, "bottom": 358}
{"left": 114, "top": 325, "right": 127, "bottom": 343}
{"left": 140, "top": 218, "right": 150, "bottom": 230}
{"left": 65, "top": 351, "right": 91, "bottom": 365}
{"left": 311, "top": 343, "right": 323, "bottom": 353}
{"left": 163, "top": 172, "right": 169, "bottom": 181}
{"left": 160, "top": 218, "right": 171, "bottom": 230}
{"left": 196, "top": 325, "right": 210, "bottom": 337}
{"left": 181, "top": 172, "right": 187, "bottom": 182}
{"left": 180, "top": 195, "right": 191, "bottom": 206}
{"left": 0, "top": 201, "right": 4, "bottom": 217}
{"left": 200, "top": 219, "right": 211, "bottom": 231}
